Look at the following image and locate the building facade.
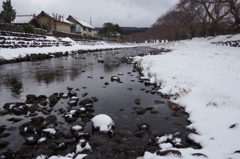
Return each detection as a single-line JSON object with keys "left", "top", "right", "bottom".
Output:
{"left": 67, "top": 15, "right": 94, "bottom": 37}
{"left": 36, "top": 11, "right": 72, "bottom": 33}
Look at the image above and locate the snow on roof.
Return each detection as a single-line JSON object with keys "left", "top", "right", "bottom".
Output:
{"left": 40, "top": 11, "right": 73, "bottom": 25}
{"left": 12, "top": 15, "right": 35, "bottom": 24}
{"left": 70, "top": 16, "right": 94, "bottom": 29}
{"left": 78, "top": 19, "right": 94, "bottom": 29}
{"left": 62, "top": 18, "right": 74, "bottom": 25}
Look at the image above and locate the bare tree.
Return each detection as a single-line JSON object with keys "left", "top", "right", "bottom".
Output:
{"left": 128, "top": 0, "right": 238, "bottom": 42}
{"left": 225, "top": 0, "right": 240, "bottom": 33}
{"left": 51, "top": 13, "right": 64, "bottom": 30}
{"left": 176, "top": 0, "right": 200, "bottom": 38}
{"left": 198, "top": 0, "right": 230, "bottom": 36}
{"left": 153, "top": 9, "right": 185, "bottom": 41}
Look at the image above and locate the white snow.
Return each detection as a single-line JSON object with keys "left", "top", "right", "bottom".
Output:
{"left": 75, "top": 154, "right": 88, "bottom": 159}
{"left": 38, "top": 137, "right": 47, "bottom": 143}
{"left": 46, "top": 36, "right": 58, "bottom": 41}
{"left": 0, "top": 36, "right": 134, "bottom": 60}
{"left": 61, "top": 37, "right": 74, "bottom": 42}
{"left": 40, "top": 152, "right": 87, "bottom": 159}
{"left": 42, "top": 128, "right": 56, "bottom": 134}
{"left": 159, "top": 143, "right": 173, "bottom": 149}
{"left": 135, "top": 34, "right": 240, "bottom": 159}
{"left": 36, "top": 155, "right": 47, "bottom": 159}
{"left": 76, "top": 139, "right": 92, "bottom": 153}
{"left": 91, "top": 114, "right": 115, "bottom": 132}
{"left": 72, "top": 125, "right": 83, "bottom": 131}
{"left": 48, "top": 156, "right": 72, "bottom": 159}
{"left": 12, "top": 15, "right": 35, "bottom": 24}
{"left": 138, "top": 152, "right": 181, "bottom": 159}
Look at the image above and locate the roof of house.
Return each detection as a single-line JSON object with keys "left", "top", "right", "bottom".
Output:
{"left": 38, "top": 11, "right": 74, "bottom": 25}
{"left": 12, "top": 15, "right": 36, "bottom": 24}
{"left": 68, "top": 15, "right": 94, "bottom": 29}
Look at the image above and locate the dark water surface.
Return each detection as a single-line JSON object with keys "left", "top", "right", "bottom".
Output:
{"left": 0, "top": 47, "right": 191, "bottom": 158}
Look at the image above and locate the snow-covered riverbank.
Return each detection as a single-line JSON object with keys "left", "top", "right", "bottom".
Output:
{"left": 0, "top": 35, "right": 135, "bottom": 60}
{"left": 135, "top": 35, "right": 240, "bottom": 159}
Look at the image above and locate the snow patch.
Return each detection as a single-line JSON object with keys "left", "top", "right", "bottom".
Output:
{"left": 91, "top": 114, "right": 115, "bottom": 132}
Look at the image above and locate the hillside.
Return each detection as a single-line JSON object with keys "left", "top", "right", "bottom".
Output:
{"left": 95, "top": 27, "right": 149, "bottom": 35}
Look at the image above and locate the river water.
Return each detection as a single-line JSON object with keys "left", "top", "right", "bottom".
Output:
{"left": 0, "top": 47, "right": 192, "bottom": 158}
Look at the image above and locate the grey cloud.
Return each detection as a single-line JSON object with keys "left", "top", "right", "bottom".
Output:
{"left": 3, "top": 0, "right": 179, "bottom": 27}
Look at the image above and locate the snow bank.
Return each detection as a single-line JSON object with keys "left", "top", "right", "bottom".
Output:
{"left": 61, "top": 37, "right": 73, "bottom": 42}
{"left": 91, "top": 114, "right": 114, "bottom": 132}
{"left": 0, "top": 36, "right": 135, "bottom": 60}
{"left": 135, "top": 34, "right": 240, "bottom": 159}
{"left": 61, "top": 37, "right": 76, "bottom": 45}
{"left": 46, "top": 36, "right": 58, "bottom": 41}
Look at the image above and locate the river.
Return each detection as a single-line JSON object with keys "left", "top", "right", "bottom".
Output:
{"left": 0, "top": 47, "right": 194, "bottom": 158}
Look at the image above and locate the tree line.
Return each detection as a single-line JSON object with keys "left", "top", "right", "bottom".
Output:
{"left": 129, "top": 0, "right": 240, "bottom": 42}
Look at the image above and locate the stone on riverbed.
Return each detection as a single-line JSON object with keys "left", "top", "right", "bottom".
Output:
{"left": 133, "top": 107, "right": 147, "bottom": 115}
{"left": 137, "top": 121, "right": 150, "bottom": 131}
{"left": 67, "top": 99, "right": 78, "bottom": 106}
{"left": 111, "top": 76, "right": 120, "bottom": 82}
{"left": 118, "top": 129, "right": 133, "bottom": 136}
{"left": 7, "top": 117, "right": 23, "bottom": 123}
{"left": 48, "top": 95, "right": 59, "bottom": 104}
{"left": 25, "top": 94, "right": 37, "bottom": 104}
{"left": 68, "top": 91, "right": 78, "bottom": 97}
{"left": 0, "top": 138, "right": 9, "bottom": 149}
{"left": 3, "top": 102, "right": 28, "bottom": 115}
{"left": 25, "top": 134, "right": 40, "bottom": 145}
{"left": 92, "top": 114, "right": 115, "bottom": 133}
{"left": 79, "top": 98, "right": 93, "bottom": 107}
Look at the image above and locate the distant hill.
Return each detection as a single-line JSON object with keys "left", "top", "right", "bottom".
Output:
{"left": 95, "top": 27, "right": 149, "bottom": 35}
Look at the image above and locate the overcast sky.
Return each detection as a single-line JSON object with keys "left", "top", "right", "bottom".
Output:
{"left": 2, "top": 0, "right": 179, "bottom": 27}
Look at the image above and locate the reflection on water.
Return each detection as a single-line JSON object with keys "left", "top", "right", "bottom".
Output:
{"left": 3, "top": 76, "right": 23, "bottom": 98}
{"left": 35, "top": 69, "right": 66, "bottom": 85}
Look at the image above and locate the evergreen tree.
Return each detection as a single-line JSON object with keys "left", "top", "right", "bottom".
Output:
{"left": 0, "top": 0, "right": 16, "bottom": 23}
{"left": 98, "top": 22, "right": 123, "bottom": 39}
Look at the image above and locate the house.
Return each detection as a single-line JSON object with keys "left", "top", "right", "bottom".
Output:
{"left": 67, "top": 15, "right": 94, "bottom": 37}
{"left": 12, "top": 14, "right": 42, "bottom": 28}
{"left": 36, "top": 11, "right": 73, "bottom": 33}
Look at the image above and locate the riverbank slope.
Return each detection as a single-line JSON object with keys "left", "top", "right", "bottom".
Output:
{"left": 0, "top": 34, "right": 135, "bottom": 61}
{"left": 135, "top": 34, "right": 240, "bottom": 159}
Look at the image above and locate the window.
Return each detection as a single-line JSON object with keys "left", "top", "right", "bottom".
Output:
{"left": 76, "top": 24, "right": 81, "bottom": 32}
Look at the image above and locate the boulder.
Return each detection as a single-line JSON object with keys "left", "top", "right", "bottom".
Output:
{"left": 79, "top": 98, "right": 93, "bottom": 107}
{"left": 111, "top": 76, "right": 120, "bottom": 82}
{"left": 68, "top": 91, "right": 78, "bottom": 97}
{"left": 48, "top": 95, "right": 59, "bottom": 104}
{"left": 92, "top": 114, "right": 115, "bottom": 132}
{"left": 3, "top": 102, "right": 28, "bottom": 115}
{"left": 0, "top": 138, "right": 9, "bottom": 149}
{"left": 25, "top": 94, "right": 37, "bottom": 104}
